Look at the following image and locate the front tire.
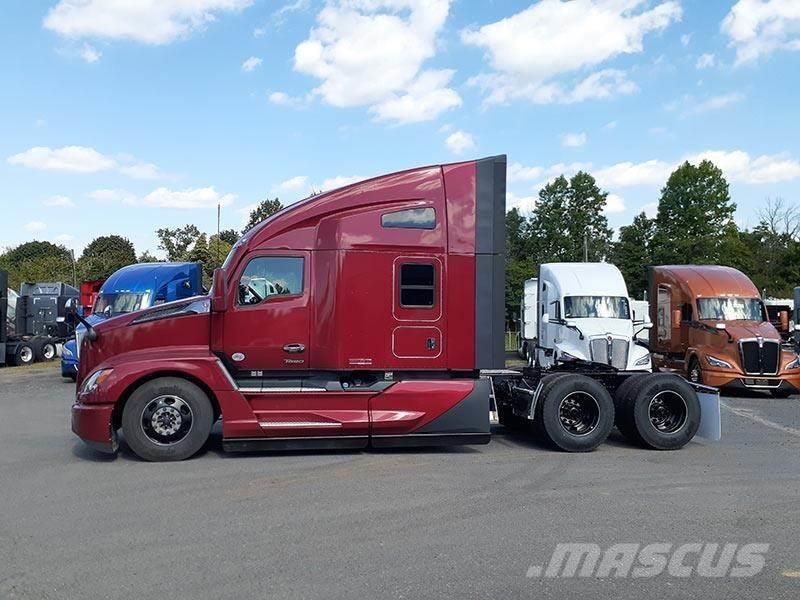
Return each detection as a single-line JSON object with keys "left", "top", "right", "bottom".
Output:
{"left": 122, "top": 377, "right": 214, "bottom": 462}
{"left": 687, "top": 357, "right": 703, "bottom": 385}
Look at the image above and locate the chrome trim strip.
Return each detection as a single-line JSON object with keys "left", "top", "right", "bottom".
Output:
{"left": 238, "top": 386, "right": 328, "bottom": 393}
{"left": 259, "top": 421, "right": 343, "bottom": 428}
{"left": 215, "top": 359, "right": 239, "bottom": 390}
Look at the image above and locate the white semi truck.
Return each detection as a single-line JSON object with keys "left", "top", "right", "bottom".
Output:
{"left": 521, "top": 263, "right": 652, "bottom": 371}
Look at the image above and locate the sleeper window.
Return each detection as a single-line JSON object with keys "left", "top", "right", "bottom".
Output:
{"left": 382, "top": 207, "right": 435, "bottom": 230}
{"left": 400, "top": 263, "right": 435, "bottom": 308}
{"left": 238, "top": 256, "right": 304, "bottom": 306}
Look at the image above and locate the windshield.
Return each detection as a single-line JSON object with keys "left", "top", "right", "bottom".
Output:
{"left": 564, "top": 296, "right": 630, "bottom": 319}
{"left": 93, "top": 292, "right": 150, "bottom": 315}
{"left": 697, "top": 297, "right": 764, "bottom": 321}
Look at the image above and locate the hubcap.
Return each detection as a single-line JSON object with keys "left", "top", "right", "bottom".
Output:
{"left": 558, "top": 392, "right": 600, "bottom": 436}
{"left": 141, "top": 395, "right": 193, "bottom": 445}
{"left": 20, "top": 347, "right": 33, "bottom": 363}
{"left": 648, "top": 391, "right": 688, "bottom": 434}
{"left": 43, "top": 345, "right": 55, "bottom": 360}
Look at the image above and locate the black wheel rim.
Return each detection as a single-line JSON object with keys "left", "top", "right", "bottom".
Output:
{"left": 648, "top": 391, "right": 687, "bottom": 434}
{"left": 141, "top": 395, "right": 194, "bottom": 445}
{"left": 558, "top": 392, "right": 600, "bottom": 436}
{"left": 689, "top": 363, "right": 701, "bottom": 383}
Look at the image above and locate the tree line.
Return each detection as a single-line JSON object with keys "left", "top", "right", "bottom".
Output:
{"left": 0, "top": 198, "right": 283, "bottom": 291}
{"left": 506, "top": 159, "right": 800, "bottom": 323}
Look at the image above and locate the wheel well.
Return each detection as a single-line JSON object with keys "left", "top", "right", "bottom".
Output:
{"left": 112, "top": 371, "right": 222, "bottom": 430}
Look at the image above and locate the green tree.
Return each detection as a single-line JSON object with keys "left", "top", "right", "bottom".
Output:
{"left": 187, "top": 233, "right": 209, "bottom": 265}
{"left": 243, "top": 198, "right": 283, "bottom": 233}
{"left": 156, "top": 224, "right": 201, "bottom": 261}
{"left": 138, "top": 250, "right": 161, "bottom": 263}
{"left": 0, "top": 241, "right": 74, "bottom": 290}
{"left": 504, "top": 208, "right": 535, "bottom": 324}
{"left": 78, "top": 235, "right": 136, "bottom": 280}
{"left": 612, "top": 212, "right": 655, "bottom": 299}
{"left": 652, "top": 160, "right": 737, "bottom": 265}
{"left": 217, "top": 228, "right": 240, "bottom": 245}
{"left": 529, "top": 172, "right": 613, "bottom": 264}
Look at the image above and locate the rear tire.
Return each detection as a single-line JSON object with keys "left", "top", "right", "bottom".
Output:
{"left": 618, "top": 374, "right": 700, "bottom": 450}
{"left": 13, "top": 344, "right": 35, "bottom": 366}
{"left": 612, "top": 374, "right": 650, "bottom": 430}
{"left": 536, "top": 375, "right": 615, "bottom": 452}
{"left": 37, "top": 342, "right": 57, "bottom": 362}
{"left": 122, "top": 377, "right": 214, "bottom": 462}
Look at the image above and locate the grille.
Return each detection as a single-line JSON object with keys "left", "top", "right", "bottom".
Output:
{"left": 740, "top": 339, "right": 780, "bottom": 375}
{"left": 590, "top": 337, "right": 629, "bottom": 370}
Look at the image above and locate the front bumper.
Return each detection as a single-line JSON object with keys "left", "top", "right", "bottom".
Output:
{"left": 702, "top": 368, "right": 800, "bottom": 393}
{"left": 71, "top": 402, "right": 118, "bottom": 454}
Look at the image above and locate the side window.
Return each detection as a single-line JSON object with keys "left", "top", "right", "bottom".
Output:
{"left": 382, "top": 207, "right": 435, "bottom": 230}
{"left": 550, "top": 300, "right": 561, "bottom": 321}
{"left": 238, "top": 256, "right": 304, "bottom": 306}
{"left": 681, "top": 302, "right": 693, "bottom": 322}
{"left": 399, "top": 263, "right": 435, "bottom": 308}
{"left": 657, "top": 286, "right": 671, "bottom": 341}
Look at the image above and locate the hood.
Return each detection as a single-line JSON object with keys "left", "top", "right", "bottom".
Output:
{"left": 573, "top": 318, "right": 633, "bottom": 340}
{"left": 719, "top": 320, "right": 779, "bottom": 341}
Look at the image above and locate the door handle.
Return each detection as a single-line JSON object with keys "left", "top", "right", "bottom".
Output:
{"left": 283, "top": 343, "right": 305, "bottom": 353}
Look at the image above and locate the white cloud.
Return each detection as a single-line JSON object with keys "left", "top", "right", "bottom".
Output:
{"left": 8, "top": 146, "right": 116, "bottom": 173}
{"left": 561, "top": 132, "right": 587, "bottom": 147}
{"left": 687, "top": 150, "right": 800, "bottom": 184}
{"left": 508, "top": 162, "right": 545, "bottom": 183}
{"left": 596, "top": 159, "right": 672, "bottom": 187}
{"left": 445, "top": 131, "right": 476, "bottom": 155}
{"left": 604, "top": 193, "right": 626, "bottom": 214}
{"left": 462, "top": 0, "right": 682, "bottom": 105}
{"left": 507, "top": 191, "right": 538, "bottom": 214}
{"left": 278, "top": 175, "right": 309, "bottom": 191}
{"left": 681, "top": 33, "right": 691, "bottom": 47}
{"left": 722, "top": 0, "right": 800, "bottom": 64}
{"left": 24, "top": 221, "right": 47, "bottom": 233}
{"left": 8, "top": 145, "right": 167, "bottom": 179}
{"left": 293, "top": 0, "right": 459, "bottom": 124}
{"left": 55, "top": 233, "right": 75, "bottom": 244}
{"left": 268, "top": 91, "right": 308, "bottom": 108}
{"left": 602, "top": 120, "right": 618, "bottom": 130}
{"left": 695, "top": 52, "right": 716, "bottom": 69}
{"left": 641, "top": 202, "right": 658, "bottom": 218}
{"left": 43, "top": 195, "right": 75, "bottom": 208}
{"left": 44, "top": 0, "right": 254, "bottom": 45}
{"left": 667, "top": 92, "right": 745, "bottom": 116}
{"left": 241, "top": 56, "right": 262, "bottom": 72}
{"left": 80, "top": 43, "right": 101, "bottom": 63}
{"left": 90, "top": 186, "right": 235, "bottom": 209}
{"left": 321, "top": 175, "right": 363, "bottom": 191}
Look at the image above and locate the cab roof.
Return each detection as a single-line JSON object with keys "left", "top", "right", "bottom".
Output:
{"left": 651, "top": 265, "right": 759, "bottom": 298}
{"left": 540, "top": 262, "right": 629, "bottom": 297}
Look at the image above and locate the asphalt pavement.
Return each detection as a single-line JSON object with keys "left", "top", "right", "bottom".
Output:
{"left": 1, "top": 363, "right": 799, "bottom": 600}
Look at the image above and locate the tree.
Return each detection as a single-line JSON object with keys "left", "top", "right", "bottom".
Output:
{"left": 244, "top": 198, "right": 283, "bottom": 233}
{"left": 504, "top": 208, "right": 534, "bottom": 324}
{"left": 156, "top": 224, "right": 201, "bottom": 262}
{"left": 612, "top": 212, "right": 655, "bottom": 299}
{"left": 187, "top": 233, "right": 209, "bottom": 265}
{"left": 505, "top": 207, "right": 529, "bottom": 262}
{"left": 0, "top": 241, "right": 74, "bottom": 290}
{"left": 217, "top": 228, "right": 240, "bottom": 245}
{"left": 528, "top": 172, "right": 613, "bottom": 265}
{"left": 138, "top": 250, "right": 161, "bottom": 263}
{"left": 651, "top": 160, "right": 737, "bottom": 265}
{"left": 78, "top": 235, "right": 136, "bottom": 280}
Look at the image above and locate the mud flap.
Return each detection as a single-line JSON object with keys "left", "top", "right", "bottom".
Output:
{"left": 695, "top": 387, "right": 722, "bottom": 441}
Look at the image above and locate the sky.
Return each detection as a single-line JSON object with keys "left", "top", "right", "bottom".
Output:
{"left": 1, "top": 0, "right": 800, "bottom": 257}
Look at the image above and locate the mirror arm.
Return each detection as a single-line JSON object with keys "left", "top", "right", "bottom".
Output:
{"left": 74, "top": 313, "right": 98, "bottom": 342}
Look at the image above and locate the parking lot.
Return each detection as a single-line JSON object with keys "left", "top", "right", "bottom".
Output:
{"left": 1, "top": 363, "right": 799, "bottom": 600}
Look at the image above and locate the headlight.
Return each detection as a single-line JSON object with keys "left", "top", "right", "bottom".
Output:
{"left": 61, "top": 346, "right": 73, "bottom": 358}
{"left": 634, "top": 355, "right": 651, "bottom": 366}
{"left": 705, "top": 355, "right": 732, "bottom": 369}
{"left": 786, "top": 355, "right": 800, "bottom": 370}
{"left": 80, "top": 368, "right": 113, "bottom": 394}
{"left": 558, "top": 351, "right": 581, "bottom": 362}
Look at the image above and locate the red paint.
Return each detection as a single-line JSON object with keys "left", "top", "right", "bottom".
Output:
{"left": 72, "top": 157, "right": 502, "bottom": 452}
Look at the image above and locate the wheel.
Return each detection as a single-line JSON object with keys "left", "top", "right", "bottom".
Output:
{"left": 536, "top": 375, "right": 615, "bottom": 452}
{"left": 13, "top": 344, "right": 35, "bottom": 366}
{"left": 687, "top": 357, "right": 703, "bottom": 385}
{"left": 121, "top": 377, "right": 214, "bottom": 462}
{"left": 37, "top": 342, "right": 57, "bottom": 362}
{"left": 612, "top": 374, "right": 650, "bottom": 429}
{"left": 618, "top": 374, "right": 700, "bottom": 450}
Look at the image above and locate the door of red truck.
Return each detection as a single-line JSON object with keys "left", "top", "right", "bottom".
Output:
{"left": 221, "top": 250, "right": 371, "bottom": 443}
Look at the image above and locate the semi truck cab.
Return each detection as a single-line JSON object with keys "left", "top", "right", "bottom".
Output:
{"left": 71, "top": 156, "right": 506, "bottom": 460}
{"left": 532, "top": 263, "right": 652, "bottom": 371}
{"left": 649, "top": 265, "right": 800, "bottom": 397}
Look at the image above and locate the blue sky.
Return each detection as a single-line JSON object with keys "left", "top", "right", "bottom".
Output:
{"left": 2, "top": 0, "right": 799, "bottom": 257}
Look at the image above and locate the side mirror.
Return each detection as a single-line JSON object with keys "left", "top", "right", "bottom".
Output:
{"left": 672, "top": 309, "right": 682, "bottom": 328}
{"left": 565, "top": 320, "right": 577, "bottom": 328}
{"left": 779, "top": 310, "right": 790, "bottom": 332}
{"left": 715, "top": 323, "right": 727, "bottom": 330}
{"left": 642, "top": 322, "right": 653, "bottom": 329}
{"left": 541, "top": 313, "right": 550, "bottom": 324}
{"left": 64, "top": 298, "right": 78, "bottom": 327}
{"left": 211, "top": 269, "right": 227, "bottom": 313}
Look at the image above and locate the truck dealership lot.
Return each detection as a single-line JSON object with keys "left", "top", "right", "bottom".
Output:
{"left": 1, "top": 364, "right": 798, "bottom": 599}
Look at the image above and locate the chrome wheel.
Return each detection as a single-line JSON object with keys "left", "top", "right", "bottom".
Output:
{"left": 19, "top": 346, "right": 33, "bottom": 364}
{"left": 648, "top": 391, "right": 687, "bottom": 434}
{"left": 42, "top": 344, "right": 56, "bottom": 360}
{"left": 558, "top": 392, "right": 600, "bottom": 436}
{"left": 140, "top": 395, "right": 194, "bottom": 446}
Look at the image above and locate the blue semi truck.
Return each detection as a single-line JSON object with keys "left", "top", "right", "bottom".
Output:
{"left": 61, "top": 262, "right": 203, "bottom": 380}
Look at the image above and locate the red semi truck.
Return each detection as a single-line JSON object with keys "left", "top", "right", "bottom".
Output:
{"left": 71, "top": 156, "right": 714, "bottom": 461}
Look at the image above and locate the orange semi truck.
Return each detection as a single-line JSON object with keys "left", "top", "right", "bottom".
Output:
{"left": 648, "top": 265, "right": 800, "bottom": 397}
